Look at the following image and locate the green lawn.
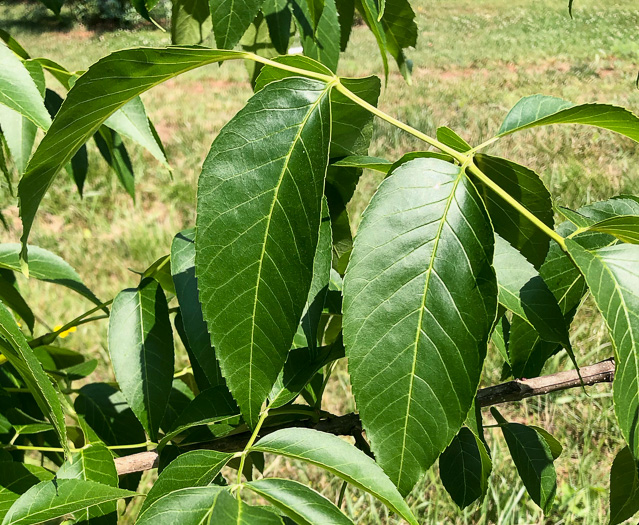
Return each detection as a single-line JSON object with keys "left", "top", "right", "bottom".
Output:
{"left": 1, "top": 0, "right": 638, "bottom": 522}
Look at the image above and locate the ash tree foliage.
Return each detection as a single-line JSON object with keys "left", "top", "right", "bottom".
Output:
{"left": 1, "top": 0, "right": 639, "bottom": 523}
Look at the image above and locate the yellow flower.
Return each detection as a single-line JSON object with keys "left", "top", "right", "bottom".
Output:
{"left": 54, "top": 325, "right": 77, "bottom": 338}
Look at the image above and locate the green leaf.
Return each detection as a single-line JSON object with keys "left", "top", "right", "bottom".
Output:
{"left": 0, "top": 105, "right": 36, "bottom": 176}
{"left": 262, "top": 0, "right": 291, "bottom": 54}
{"left": 143, "top": 255, "right": 176, "bottom": 295}
{"left": 493, "top": 235, "right": 570, "bottom": 349}
{"left": 355, "top": 0, "right": 389, "bottom": 80}
{"left": 529, "top": 426, "right": 562, "bottom": 460}
{"left": 565, "top": 241, "right": 639, "bottom": 459}
{"left": 94, "top": 126, "right": 136, "bottom": 199}
{"left": 343, "top": 157, "right": 497, "bottom": 495}
{"left": 336, "top": 0, "right": 354, "bottom": 51}
{"left": 241, "top": 13, "right": 278, "bottom": 86}
{"left": 610, "top": 446, "right": 639, "bottom": 525}
{"left": 0, "top": 30, "right": 29, "bottom": 61}
{"left": 332, "top": 156, "right": 392, "bottom": 173}
{"left": 491, "top": 408, "right": 556, "bottom": 513}
{"left": 140, "top": 450, "right": 233, "bottom": 514}
{"left": 108, "top": 278, "right": 174, "bottom": 441}
{"left": 0, "top": 270, "right": 34, "bottom": 333}
{"left": 0, "top": 463, "right": 53, "bottom": 523}
{"left": 210, "top": 0, "right": 265, "bottom": 49}
{"left": 436, "top": 126, "right": 470, "bottom": 152}
{"left": 171, "top": 229, "right": 225, "bottom": 388}
{"left": 160, "top": 380, "right": 195, "bottom": 432}
{"left": 0, "top": 243, "right": 102, "bottom": 308}
{"left": 17, "top": 47, "right": 243, "bottom": 261}
{"left": 104, "top": 97, "right": 168, "bottom": 168}
{"left": 473, "top": 154, "right": 554, "bottom": 268}
{"left": 305, "top": 0, "right": 325, "bottom": 32}
{"left": 37, "top": 0, "right": 64, "bottom": 15}
{"left": 195, "top": 77, "right": 332, "bottom": 427}
{"left": 379, "top": 0, "right": 417, "bottom": 82}
{"left": 498, "top": 94, "right": 639, "bottom": 143}
{"left": 291, "top": 0, "right": 340, "bottom": 72}
{"left": 0, "top": 43, "right": 51, "bottom": 130}
{"left": 439, "top": 427, "right": 492, "bottom": 509}
{"left": 137, "top": 487, "right": 283, "bottom": 524}
{"left": 584, "top": 215, "right": 639, "bottom": 244}
{"left": 57, "top": 443, "right": 119, "bottom": 524}
{"left": 159, "top": 386, "right": 240, "bottom": 448}
{"left": 254, "top": 428, "right": 418, "bottom": 525}
{"left": 171, "top": 0, "right": 212, "bottom": 44}
{"left": 74, "top": 383, "right": 146, "bottom": 448}
{"left": 246, "top": 478, "right": 354, "bottom": 525}
{"left": 0, "top": 301, "right": 68, "bottom": 455}
{"left": 1, "top": 479, "right": 135, "bottom": 525}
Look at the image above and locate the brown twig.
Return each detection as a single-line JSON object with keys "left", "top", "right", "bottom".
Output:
{"left": 114, "top": 358, "right": 616, "bottom": 476}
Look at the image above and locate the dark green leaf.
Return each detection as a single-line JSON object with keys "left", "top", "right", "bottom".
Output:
{"left": 74, "top": 383, "right": 146, "bottom": 448}
{"left": 210, "top": 0, "right": 265, "bottom": 49}
{"left": 0, "top": 243, "right": 102, "bottom": 308}
{"left": 355, "top": 0, "right": 389, "bottom": 80}
{"left": 529, "top": 426, "right": 562, "bottom": 460}
{"left": 108, "top": 278, "right": 174, "bottom": 441}
{"left": 140, "top": 450, "right": 233, "bottom": 513}
{"left": 37, "top": 0, "right": 64, "bottom": 15}
{"left": 171, "top": 229, "right": 225, "bottom": 389}
{"left": 18, "top": 47, "right": 243, "bottom": 260}
{"left": 195, "top": 77, "right": 332, "bottom": 427}
{"left": 379, "top": 0, "right": 417, "bottom": 82}
{"left": 171, "top": 0, "right": 212, "bottom": 44}
{"left": 0, "top": 30, "right": 29, "bottom": 61}
{"left": 0, "top": 43, "right": 50, "bottom": 130}
{"left": 343, "top": 157, "right": 497, "bottom": 495}
{"left": 262, "top": 0, "right": 291, "bottom": 54}
{"left": 254, "top": 428, "right": 418, "bottom": 524}
{"left": 610, "top": 446, "right": 639, "bottom": 525}
{"left": 305, "top": 0, "right": 325, "bottom": 32}
{"left": 491, "top": 408, "right": 556, "bottom": 513}
{"left": 0, "top": 270, "right": 34, "bottom": 333}
{"left": 498, "top": 95, "right": 639, "bottom": 143}
{"left": 246, "top": 478, "right": 354, "bottom": 524}
{"left": 291, "top": 0, "right": 340, "bottom": 72}
{"left": 94, "top": 127, "right": 135, "bottom": 199}
{"left": 336, "top": 0, "right": 355, "bottom": 51}
{"left": 2, "top": 479, "right": 134, "bottom": 525}
{"left": 0, "top": 463, "right": 53, "bottom": 523}
{"left": 160, "top": 380, "right": 195, "bottom": 432}
{"left": 439, "top": 427, "right": 492, "bottom": 509}
{"left": 566, "top": 241, "right": 639, "bottom": 459}
{"left": 0, "top": 301, "right": 68, "bottom": 455}
{"left": 473, "top": 154, "right": 554, "bottom": 268}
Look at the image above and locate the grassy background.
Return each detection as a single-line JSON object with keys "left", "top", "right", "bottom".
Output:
{"left": 1, "top": 0, "right": 639, "bottom": 522}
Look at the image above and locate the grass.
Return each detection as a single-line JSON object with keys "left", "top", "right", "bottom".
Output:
{"left": 1, "top": 0, "right": 638, "bottom": 522}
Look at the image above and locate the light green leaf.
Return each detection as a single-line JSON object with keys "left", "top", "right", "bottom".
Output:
{"left": 108, "top": 278, "right": 174, "bottom": 441}
{"left": 439, "top": 427, "right": 492, "bottom": 509}
{"left": 498, "top": 94, "right": 639, "bottom": 142}
{"left": 332, "top": 156, "right": 391, "bottom": 173}
{"left": 2, "top": 479, "right": 134, "bottom": 525}
{"left": 529, "top": 426, "right": 562, "bottom": 460}
{"left": 254, "top": 428, "right": 418, "bottom": 525}
{"left": 355, "top": 0, "right": 389, "bottom": 80}
{"left": 137, "top": 487, "right": 283, "bottom": 524}
{"left": 473, "top": 154, "right": 554, "bottom": 268}
{"left": 584, "top": 215, "right": 639, "bottom": 244}
{"left": 305, "top": 0, "right": 325, "bottom": 32}
{"left": 104, "top": 97, "right": 168, "bottom": 168}
{"left": 610, "top": 446, "right": 639, "bottom": 525}
{"left": 0, "top": 43, "right": 50, "bottom": 130}
{"left": 493, "top": 235, "right": 570, "bottom": 349}
{"left": 246, "top": 478, "right": 354, "bottom": 525}
{"left": 343, "top": 157, "right": 497, "bottom": 495}
{"left": 0, "top": 463, "right": 53, "bottom": 523}
{"left": 210, "top": 0, "right": 265, "bottom": 49}
{"left": 0, "top": 243, "right": 102, "bottom": 308}
{"left": 0, "top": 30, "right": 29, "bottom": 61}
{"left": 565, "top": 241, "right": 639, "bottom": 459}
{"left": 140, "top": 450, "right": 234, "bottom": 514}
{"left": 17, "top": 47, "right": 244, "bottom": 261}
{"left": 491, "top": 408, "right": 556, "bottom": 513}
{"left": 0, "top": 301, "right": 68, "bottom": 455}
{"left": 57, "top": 443, "right": 118, "bottom": 524}
{"left": 143, "top": 254, "right": 175, "bottom": 295}
{"left": 171, "top": 0, "right": 212, "bottom": 44}
{"left": 436, "top": 126, "right": 470, "bottom": 152}
{"left": 195, "top": 77, "right": 332, "bottom": 427}
{"left": 171, "top": 229, "right": 225, "bottom": 389}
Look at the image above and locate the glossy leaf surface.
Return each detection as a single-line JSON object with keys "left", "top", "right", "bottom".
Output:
{"left": 343, "top": 157, "right": 497, "bottom": 495}
{"left": 195, "top": 77, "right": 331, "bottom": 426}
